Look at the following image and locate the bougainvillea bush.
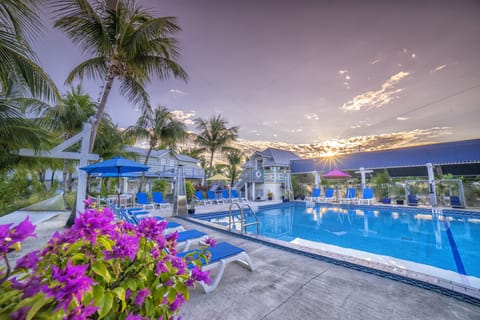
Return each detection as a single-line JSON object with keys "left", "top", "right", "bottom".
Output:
{"left": 0, "top": 199, "right": 211, "bottom": 319}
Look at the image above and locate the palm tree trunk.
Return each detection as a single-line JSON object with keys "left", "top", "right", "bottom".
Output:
{"left": 62, "top": 159, "right": 68, "bottom": 192}
{"left": 50, "top": 170, "right": 55, "bottom": 190}
{"left": 209, "top": 152, "right": 214, "bottom": 177}
{"left": 89, "top": 73, "right": 115, "bottom": 153}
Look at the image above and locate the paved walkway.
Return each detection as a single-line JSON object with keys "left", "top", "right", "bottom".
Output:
{"left": 176, "top": 218, "right": 480, "bottom": 320}
{"left": 3, "top": 203, "right": 480, "bottom": 319}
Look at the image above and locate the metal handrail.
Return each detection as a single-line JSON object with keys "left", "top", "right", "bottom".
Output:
{"left": 228, "top": 202, "right": 260, "bottom": 235}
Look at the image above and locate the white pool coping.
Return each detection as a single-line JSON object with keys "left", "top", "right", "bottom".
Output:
{"left": 290, "top": 237, "right": 480, "bottom": 299}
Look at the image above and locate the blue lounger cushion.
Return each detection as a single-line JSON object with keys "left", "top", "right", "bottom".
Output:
{"left": 178, "top": 242, "right": 254, "bottom": 293}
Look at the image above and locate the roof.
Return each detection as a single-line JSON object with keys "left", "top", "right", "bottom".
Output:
{"left": 290, "top": 139, "right": 480, "bottom": 176}
{"left": 243, "top": 148, "right": 301, "bottom": 168}
{"left": 125, "top": 146, "right": 199, "bottom": 163}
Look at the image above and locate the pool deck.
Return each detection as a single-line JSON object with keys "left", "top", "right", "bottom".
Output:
{"left": 4, "top": 202, "right": 480, "bottom": 319}
{"left": 175, "top": 215, "right": 480, "bottom": 320}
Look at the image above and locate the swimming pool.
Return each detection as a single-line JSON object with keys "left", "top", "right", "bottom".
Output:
{"left": 196, "top": 203, "right": 480, "bottom": 283}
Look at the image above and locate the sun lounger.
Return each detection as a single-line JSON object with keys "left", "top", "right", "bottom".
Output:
{"left": 178, "top": 242, "right": 255, "bottom": 293}
{"left": 318, "top": 188, "right": 335, "bottom": 202}
{"left": 407, "top": 195, "right": 418, "bottom": 206}
{"left": 152, "top": 191, "right": 171, "bottom": 209}
{"left": 449, "top": 196, "right": 465, "bottom": 208}
{"left": 194, "top": 191, "right": 213, "bottom": 205}
{"left": 305, "top": 188, "right": 321, "bottom": 202}
{"left": 136, "top": 192, "right": 155, "bottom": 210}
{"left": 231, "top": 189, "right": 247, "bottom": 202}
{"left": 126, "top": 208, "right": 184, "bottom": 231}
{"left": 207, "top": 191, "right": 223, "bottom": 204}
{"left": 221, "top": 190, "right": 235, "bottom": 203}
{"left": 174, "top": 229, "right": 208, "bottom": 252}
{"left": 341, "top": 188, "right": 357, "bottom": 203}
{"left": 358, "top": 188, "right": 374, "bottom": 205}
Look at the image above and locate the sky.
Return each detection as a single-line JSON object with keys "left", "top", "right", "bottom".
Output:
{"left": 34, "top": 0, "right": 480, "bottom": 156}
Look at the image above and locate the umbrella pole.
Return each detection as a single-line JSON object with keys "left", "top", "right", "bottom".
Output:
{"left": 117, "top": 167, "right": 121, "bottom": 206}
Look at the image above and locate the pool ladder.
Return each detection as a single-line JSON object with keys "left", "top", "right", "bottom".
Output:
{"left": 228, "top": 202, "right": 260, "bottom": 235}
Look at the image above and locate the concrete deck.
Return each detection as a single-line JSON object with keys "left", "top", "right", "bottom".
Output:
{"left": 176, "top": 217, "right": 480, "bottom": 320}
{"left": 3, "top": 203, "right": 480, "bottom": 319}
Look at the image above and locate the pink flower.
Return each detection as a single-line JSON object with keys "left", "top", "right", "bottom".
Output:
{"left": 134, "top": 288, "right": 151, "bottom": 307}
{"left": 170, "top": 294, "right": 185, "bottom": 311}
{"left": 205, "top": 237, "right": 216, "bottom": 247}
{"left": 191, "top": 266, "right": 211, "bottom": 284}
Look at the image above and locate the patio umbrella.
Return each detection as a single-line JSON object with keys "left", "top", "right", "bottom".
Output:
{"left": 323, "top": 169, "right": 351, "bottom": 178}
{"left": 323, "top": 169, "right": 351, "bottom": 199}
{"left": 80, "top": 156, "right": 150, "bottom": 204}
{"left": 206, "top": 173, "right": 229, "bottom": 181}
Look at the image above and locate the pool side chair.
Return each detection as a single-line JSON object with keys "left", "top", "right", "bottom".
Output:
{"left": 194, "top": 191, "right": 211, "bottom": 206}
{"left": 136, "top": 192, "right": 155, "bottom": 211}
{"left": 152, "top": 191, "right": 171, "bottom": 210}
{"left": 306, "top": 188, "right": 321, "bottom": 202}
{"left": 177, "top": 242, "right": 255, "bottom": 293}
{"left": 128, "top": 209, "right": 184, "bottom": 232}
{"left": 342, "top": 188, "right": 357, "bottom": 203}
{"left": 358, "top": 188, "right": 374, "bottom": 205}
{"left": 171, "top": 229, "right": 208, "bottom": 252}
{"left": 231, "top": 189, "right": 247, "bottom": 202}
{"left": 318, "top": 188, "right": 335, "bottom": 202}
{"left": 407, "top": 195, "right": 418, "bottom": 206}
{"left": 221, "top": 190, "right": 235, "bottom": 203}
{"left": 449, "top": 196, "right": 465, "bottom": 208}
{"left": 208, "top": 191, "right": 223, "bottom": 204}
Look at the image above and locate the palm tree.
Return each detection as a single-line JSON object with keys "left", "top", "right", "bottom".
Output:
{"left": 0, "top": 0, "right": 58, "bottom": 172}
{"left": 0, "top": 0, "right": 57, "bottom": 102}
{"left": 225, "top": 149, "right": 243, "bottom": 187}
{"left": 194, "top": 115, "right": 239, "bottom": 178}
{"left": 0, "top": 83, "right": 51, "bottom": 172}
{"left": 124, "top": 106, "right": 187, "bottom": 191}
{"left": 42, "top": 85, "right": 96, "bottom": 191}
{"left": 52, "top": 0, "right": 188, "bottom": 152}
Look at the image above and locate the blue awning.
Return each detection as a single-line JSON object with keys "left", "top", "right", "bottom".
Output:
{"left": 290, "top": 139, "right": 480, "bottom": 176}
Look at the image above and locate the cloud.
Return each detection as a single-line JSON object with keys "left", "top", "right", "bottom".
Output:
{"left": 350, "top": 120, "right": 371, "bottom": 129}
{"left": 396, "top": 117, "right": 408, "bottom": 121}
{"left": 341, "top": 71, "right": 409, "bottom": 111}
{"left": 304, "top": 113, "right": 319, "bottom": 120}
{"left": 431, "top": 64, "right": 447, "bottom": 73}
{"left": 369, "top": 59, "right": 381, "bottom": 65}
{"left": 171, "top": 110, "right": 196, "bottom": 125}
{"left": 169, "top": 89, "right": 188, "bottom": 96}
{"left": 338, "top": 70, "right": 351, "bottom": 89}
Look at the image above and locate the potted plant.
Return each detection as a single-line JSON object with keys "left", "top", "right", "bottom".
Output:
{"left": 188, "top": 202, "right": 196, "bottom": 214}
{"left": 267, "top": 191, "right": 273, "bottom": 200}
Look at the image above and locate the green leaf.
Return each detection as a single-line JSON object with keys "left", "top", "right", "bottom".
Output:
{"left": 125, "top": 278, "right": 137, "bottom": 291}
{"left": 98, "top": 292, "right": 113, "bottom": 319}
{"left": 145, "top": 298, "right": 154, "bottom": 316}
{"left": 70, "top": 252, "right": 87, "bottom": 263}
{"left": 93, "top": 285, "right": 105, "bottom": 308}
{"left": 0, "top": 290, "right": 22, "bottom": 305}
{"left": 91, "top": 262, "right": 111, "bottom": 283}
{"left": 65, "top": 240, "right": 84, "bottom": 255}
{"left": 111, "top": 287, "right": 126, "bottom": 312}
{"left": 26, "top": 293, "right": 48, "bottom": 320}
{"left": 97, "top": 236, "right": 113, "bottom": 251}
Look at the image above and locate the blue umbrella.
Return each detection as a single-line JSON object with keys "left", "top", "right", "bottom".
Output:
{"left": 80, "top": 156, "right": 150, "bottom": 204}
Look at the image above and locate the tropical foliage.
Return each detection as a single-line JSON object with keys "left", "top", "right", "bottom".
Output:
{"left": 52, "top": 0, "right": 187, "bottom": 152}
{"left": 194, "top": 115, "right": 239, "bottom": 177}
{"left": 124, "top": 106, "right": 187, "bottom": 191}
{"left": 0, "top": 200, "right": 213, "bottom": 319}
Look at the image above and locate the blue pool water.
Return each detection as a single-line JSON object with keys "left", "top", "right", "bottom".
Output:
{"left": 197, "top": 203, "right": 480, "bottom": 279}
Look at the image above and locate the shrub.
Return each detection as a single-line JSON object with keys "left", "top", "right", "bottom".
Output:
{"left": 0, "top": 199, "right": 212, "bottom": 319}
